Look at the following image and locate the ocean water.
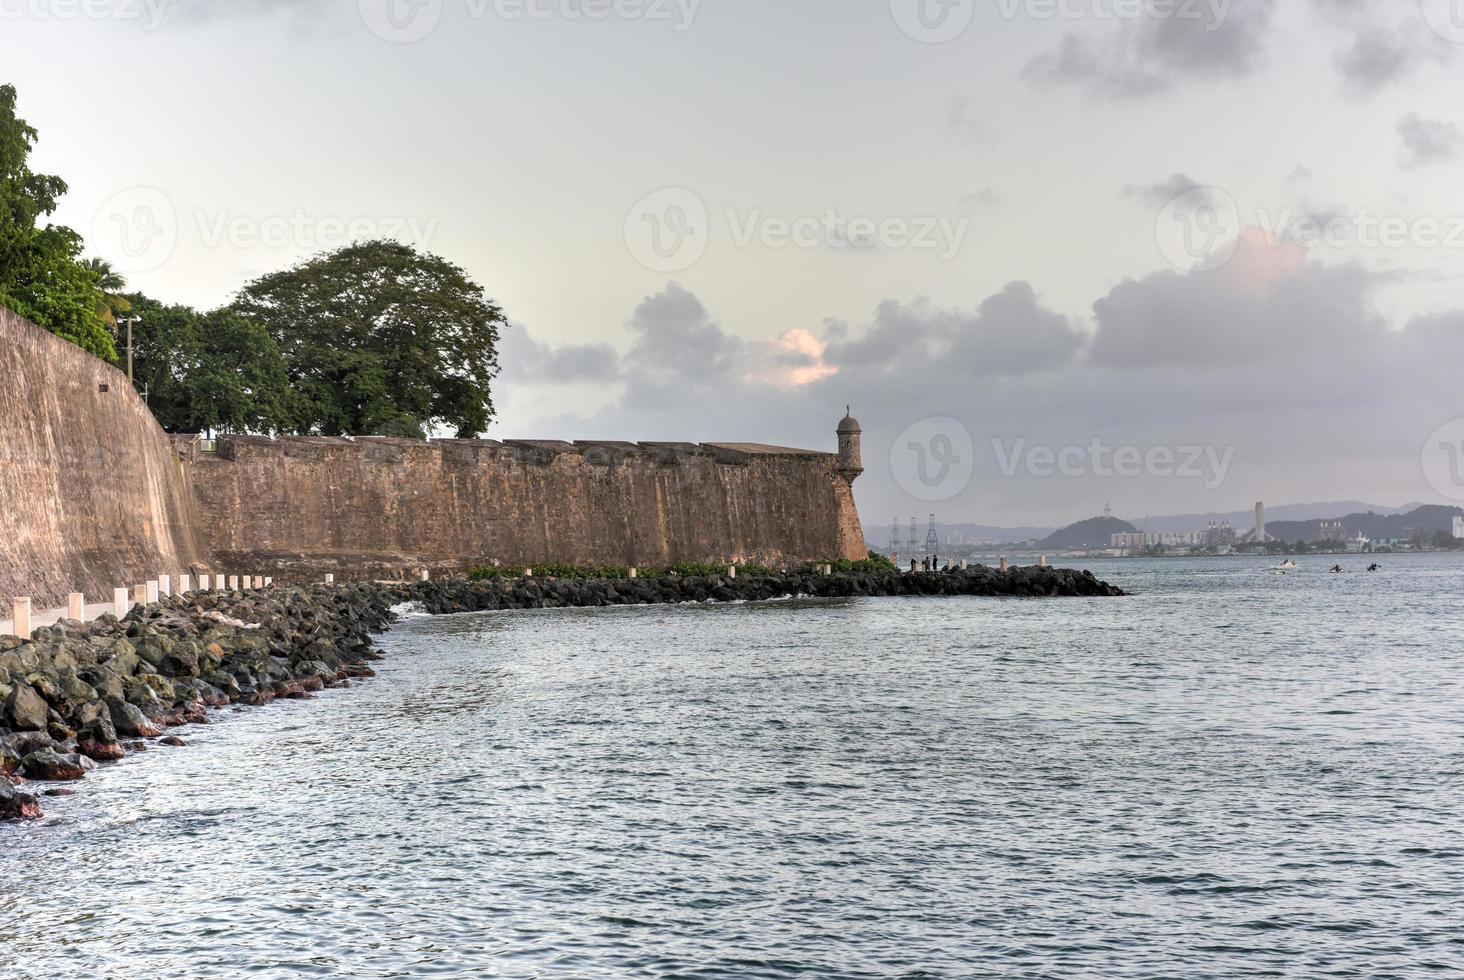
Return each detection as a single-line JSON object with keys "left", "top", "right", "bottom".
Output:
{"left": 4, "top": 554, "right": 1464, "bottom": 978}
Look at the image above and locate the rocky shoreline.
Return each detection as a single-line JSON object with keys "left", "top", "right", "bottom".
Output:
{"left": 2, "top": 565, "right": 1124, "bottom": 820}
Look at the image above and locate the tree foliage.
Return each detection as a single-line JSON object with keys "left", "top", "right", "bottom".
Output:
{"left": 0, "top": 83, "right": 115, "bottom": 361}
{"left": 231, "top": 240, "right": 505, "bottom": 437}
{"left": 123, "top": 294, "right": 294, "bottom": 435}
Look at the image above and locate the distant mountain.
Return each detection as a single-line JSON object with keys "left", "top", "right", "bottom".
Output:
{"left": 1139, "top": 501, "right": 1418, "bottom": 534}
{"left": 1265, "top": 505, "right": 1463, "bottom": 544}
{"left": 864, "top": 501, "right": 1427, "bottom": 545}
{"left": 1040, "top": 517, "right": 1138, "bottom": 550}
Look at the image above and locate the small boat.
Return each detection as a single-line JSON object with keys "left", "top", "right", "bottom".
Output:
{"left": 1276, "top": 560, "right": 1299, "bottom": 570}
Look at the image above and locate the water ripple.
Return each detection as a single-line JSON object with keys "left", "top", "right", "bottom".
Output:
{"left": 4, "top": 556, "right": 1464, "bottom": 978}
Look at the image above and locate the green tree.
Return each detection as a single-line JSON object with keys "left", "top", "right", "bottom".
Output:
{"left": 0, "top": 84, "right": 114, "bottom": 360}
{"left": 231, "top": 240, "right": 505, "bottom": 437}
{"left": 124, "top": 293, "right": 294, "bottom": 435}
{"left": 83, "top": 256, "right": 132, "bottom": 332}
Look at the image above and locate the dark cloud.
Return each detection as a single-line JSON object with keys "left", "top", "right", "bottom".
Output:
{"left": 1023, "top": 0, "right": 1276, "bottom": 98}
{"left": 1310, "top": 0, "right": 1450, "bottom": 95}
{"left": 623, "top": 282, "right": 744, "bottom": 383}
{"left": 823, "top": 284, "right": 1084, "bottom": 380}
{"left": 498, "top": 324, "right": 621, "bottom": 385}
{"left": 1397, "top": 113, "right": 1460, "bottom": 168}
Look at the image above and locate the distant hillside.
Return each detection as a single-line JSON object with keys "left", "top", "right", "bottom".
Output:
{"left": 1040, "top": 517, "right": 1138, "bottom": 550}
{"left": 1141, "top": 501, "right": 1416, "bottom": 534}
{"left": 1266, "top": 505, "right": 1463, "bottom": 543}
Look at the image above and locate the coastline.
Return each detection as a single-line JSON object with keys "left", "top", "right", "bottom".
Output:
{"left": 2, "top": 564, "right": 1124, "bottom": 821}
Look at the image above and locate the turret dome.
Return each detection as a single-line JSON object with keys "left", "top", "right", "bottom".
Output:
{"left": 837, "top": 407, "right": 861, "bottom": 434}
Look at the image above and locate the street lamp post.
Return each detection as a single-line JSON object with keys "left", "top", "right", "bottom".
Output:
{"left": 117, "top": 315, "right": 142, "bottom": 383}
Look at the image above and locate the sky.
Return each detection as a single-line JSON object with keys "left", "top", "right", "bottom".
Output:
{"left": 7, "top": 0, "right": 1464, "bottom": 527}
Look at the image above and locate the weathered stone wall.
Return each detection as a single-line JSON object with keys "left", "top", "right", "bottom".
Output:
{"left": 1, "top": 305, "right": 867, "bottom": 602}
{"left": 183, "top": 436, "right": 868, "bottom": 579}
{"left": 0, "top": 309, "right": 207, "bottom": 607}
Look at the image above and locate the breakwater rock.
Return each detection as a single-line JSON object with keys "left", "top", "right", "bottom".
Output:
{"left": 413, "top": 564, "right": 1125, "bottom": 614}
{"left": 2, "top": 565, "right": 1122, "bottom": 820}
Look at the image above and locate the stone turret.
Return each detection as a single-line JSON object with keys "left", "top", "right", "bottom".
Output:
{"left": 837, "top": 407, "right": 863, "bottom": 484}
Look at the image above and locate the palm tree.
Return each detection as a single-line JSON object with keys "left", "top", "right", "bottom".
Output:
{"left": 83, "top": 257, "right": 131, "bottom": 333}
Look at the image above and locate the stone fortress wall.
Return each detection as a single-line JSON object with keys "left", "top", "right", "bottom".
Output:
{"left": 181, "top": 435, "right": 868, "bottom": 581}
{"left": 0, "top": 308, "right": 208, "bottom": 608}
{"left": 1, "top": 306, "right": 868, "bottom": 605}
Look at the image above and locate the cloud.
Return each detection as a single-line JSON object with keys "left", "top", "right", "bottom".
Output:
{"left": 946, "top": 97, "right": 989, "bottom": 142}
{"left": 1122, "top": 173, "right": 1211, "bottom": 208}
{"left": 823, "top": 283, "right": 1084, "bottom": 380}
{"left": 1023, "top": 0, "right": 1276, "bottom": 98}
{"left": 744, "top": 329, "right": 837, "bottom": 388}
{"left": 1283, "top": 164, "right": 1314, "bottom": 185}
{"left": 1090, "top": 228, "right": 1381, "bottom": 367}
{"left": 1310, "top": 0, "right": 1450, "bottom": 95}
{"left": 623, "top": 281, "right": 744, "bottom": 383}
{"left": 1397, "top": 113, "right": 1460, "bottom": 168}
{"left": 498, "top": 257, "right": 1464, "bottom": 525}
{"left": 498, "top": 323, "right": 621, "bottom": 385}
{"left": 958, "top": 189, "right": 998, "bottom": 212}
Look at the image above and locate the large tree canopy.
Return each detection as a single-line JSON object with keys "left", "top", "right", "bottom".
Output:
{"left": 124, "top": 294, "right": 295, "bottom": 436}
{"left": 231, "top": 240, "right": 505, "bottom": 438}
{"left": 0, "top": 83, "right": 114, "bottom": 361}
{"left": 124, "top": 292, "right": 295, "bottom": 433}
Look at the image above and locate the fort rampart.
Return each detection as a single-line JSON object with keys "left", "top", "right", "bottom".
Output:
{"left": 1, "top": 307, "right": 866, "bottom": 605}
{"left": 0, "top": 308, "right": 207, "bottom": 607}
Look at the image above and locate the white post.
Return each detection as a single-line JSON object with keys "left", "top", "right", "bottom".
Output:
{"left": 525, "top": 569, "right": 534, "bottom": 578}
{"left": 67, "top": 593, "right": 85, "bottom": 621}
{"left": 146, "top": 580, "right": 159, "bottom": 603}
{"left": 254, "top": 576, "right": 264, "bottom": 589}
{"left": 420, "top": 569, "right": 430, "bottom": 582}
{"left": 228, "top": 575, "right": 239, "bottom": 590}
{"left": 1000, "top": 558, "right": 1010, "bottom": 573}
{"left": 179, "top": 574, "right": 190, "bottom": 593}
{"left": 325, "top": 574, "right": 335, "bottom": 585}
{"left": 10, "top": 598, "right": 31, "bottom": 639}
{"left": 960, "top": 560, "right": 968, "bottom": 570}
{"left": 728, "top": 565, "right": 737, "bottom": 579}
{"left": 1039, "top": 556, "right": 1049, "bottom": 568}
{"left": 159, "top": 574, "right": 172, "bottom": 597}
{"left": 198, "top": 574, "right": 210, "bottom": 591}
{"left": 113, "top": 588, "right": 128, "bottom": 618}
{"left": 133, "top": 584, "right": 148, "bottom": 608}
{"left": 264, "top": 577, "right": 273, "bottom": 587}
{"left": 629, "top": 567, "right": 638, "bottom": 579}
